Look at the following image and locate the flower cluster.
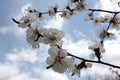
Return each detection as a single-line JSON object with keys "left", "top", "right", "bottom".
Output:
{"left": 60, "top": 0, "right": 87, "bottom": 19}
{"left": 48, "top": 4, "right": 59, "bottom": 17}
{"left": 88, "top": 40, "right": 105, "bottom": 61}
{"left": 87, "top": 11, "right": 120, "bottom": 30}
{"left": 12, "top": 0, "right": 120, "bottom": 78}
{"left": 99, "top": 28, "right": 113, "bottom": 40}
{"left": 12, "top": 5, "right": 94, "bottom": 76}
{"left": 46, "top": 46, "right": 72, "bottom": 73}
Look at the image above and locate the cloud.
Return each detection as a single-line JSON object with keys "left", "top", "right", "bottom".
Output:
{"left": 61, "top": 29, "right": 120, "bottom": 78}
{"left": 44, "top": 13, "right": 65, "bottom": 30}
{"left": 62, "top": 37, "right": 91, "bottom": 58}
{"left": 0, "top": 46, "right": 70, "bottom": 80}
{"left": 74, "top": 30, "right": 88, "bottom": 39}
{"left": 0, "top": 63, "right": 38, "bottom": 80}
{"left": 102, "top": 29, "right": 120, "bottom": 66}
{"left": 33, "top": 68, "right": 69, "bottom": 80}
{"left": 6, "top": 48, "right": 39, "bottom": 63}
{"left": 95, "top": 0, "right": 120, "bottom": 16}
{"left": 0, "top": 26, "right": 26, "bottom": 37}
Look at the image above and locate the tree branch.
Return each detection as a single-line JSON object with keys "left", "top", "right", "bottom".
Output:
{"left": 88, "top": 9, "right": 120, "bottom": 14}
{"left": 106, "top": 13, "right": 118, "bottom": 31}
{"left": 67, "top": 53, "right": 120, "bottom": 69}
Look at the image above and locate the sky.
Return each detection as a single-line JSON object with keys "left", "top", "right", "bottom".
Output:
{"left": 0, "top": 0, "right": 120, "bottom": 80}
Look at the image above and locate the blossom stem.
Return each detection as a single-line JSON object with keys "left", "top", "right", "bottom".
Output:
{"left": 46, "top": 61, "right": 56, "bottom": 69}
{"left": 67, "top": 53, "right": 120, "bottom": 69}
{"left": 12, "top": 18, "right": 20, "bottom": 24}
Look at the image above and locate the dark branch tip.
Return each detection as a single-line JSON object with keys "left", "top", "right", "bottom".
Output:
{"left": 12, "top": 18, "right": 20, "bottom": 24}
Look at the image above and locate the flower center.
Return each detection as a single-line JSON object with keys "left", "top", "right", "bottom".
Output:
{"left": 24, "top": 19, "right": 30, "bottom": 24}
{"left": 55, "top": 52, "right": 62, "bottom": 63}
{"left": 49, "top": 33, "right": 56, "bottom": 41}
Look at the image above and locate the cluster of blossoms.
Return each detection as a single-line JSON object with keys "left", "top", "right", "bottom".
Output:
{"left": 88, "top": 40, "right": 105, "bottom": 61}
{"left": 60, "top": 0, "right": 87, "bottom": 19}
{"left": 13, "top": 0, "right": 92, "bottom": 76}
{"left": 99, "top": 28, "right": 113, "bottom": 41}
{"left": 46, "top": 46, "right": 92, "bottom": 76}
{"left": 92, "top": 67, "right": 120, "bottom": 80}
{"left": 12, "top": 0, "right": 120, "bottom": 79}
{"left": 87, "top": 10, "right": 120, "bottom": 30}
{"left": 12, "top": 2, "right": 92, "bottom": 77}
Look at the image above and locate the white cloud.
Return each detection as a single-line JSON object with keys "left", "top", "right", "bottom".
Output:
{"left": 95, "top": 0, "right": 120, "bottom": 16}
{"left": 6, "top": 48, "right": 39, "bottom": 63}
{"left": 0, "top": 63, "right": 38, "bottom": 80}
{"left": 0, "top": 63, "right": 19, "bottom": 79}
{"left": 74, "top": 30, "right": 88, "bottom": 39}
{"left": 0, "top": 46, "right": 70, "bottom": 80}
{"left": 61, "top": 29, "right": 120, "bottom": 78}
{"left": 63, "top": 37, "right": 91, "bottom": 58}
{"left": 102, "top": 29, "right": 120, "bottom": 65}
{"left": 33, "top": 68, "right": 69, "bottom": 80}
{"left": 44, "top": 13, "right": 65, "bottom": 30}
{"left": 0, "top": 26, "right": 26, "bottom": 36}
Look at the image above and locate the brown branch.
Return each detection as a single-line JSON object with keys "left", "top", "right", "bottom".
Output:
{"left": 88, "top": 9, "right": 120, "bottom": 14}
{"left": 46, "top": 61, "right": 56, "bottom": 69}
{"left": 36, "top": 10, "right": 69, "bottom": 15}
{"left": 12, "top": 18, "right": 20, "bottom": 24}
{"left": 67, "top": 53, "right": 120, "bottom": 69}
{"left": 106, "top": 13, "right": 118, "bottom": 31}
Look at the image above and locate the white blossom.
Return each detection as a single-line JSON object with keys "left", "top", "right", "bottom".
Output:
{"left": 88, "top": 40, "right": 105, "bottom": 53}
{"left": 99, "top": 28, "right": 113, "bottom": 40}
{"left": 43, "top": 28, "right": 64, "bottom": 46}
{"left": 75, "top": 2, "right": 87, "bottom": 12}
{"left": 86, "top": 63, "right": 92, "bottom": 68}
{"left": 17, "top": 10, "right": 39, "bottom": 28}
{"left": 89, "top": 53, "right": 95, "bottom": 59}
{"left": 26, "top": 6, "right": 35, "bottom": 13}
{"left": 48, "top": 4, "right": 58, "bottom": 17}
{"left": 26, "top": 26, "right": 46, "bottom": 48}
{"left": 18, "top": 15, "right": 32, "bottom": 28}
{"left": 71, "top": 65, "right": 81, "bottom": 77}
{"left": 46, "top": 46, "right": 74, "bottom": 73}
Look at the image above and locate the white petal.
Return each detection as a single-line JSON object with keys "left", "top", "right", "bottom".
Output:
{"left": 86, "top": 63, "right": 92, "bottom": 68}
{"left": 89, "top": 53, "right": 95, "bottom": 59}
{"left": 46, "top": 57, "right": 55, "bottom": 65}
{"left": 32, "top": 42, "right": 39, "bottom": 49}
{"left": 64, "top": 57, "right": 75, "bottom": 69}
{"left": 59, "top": 49, "right": 67, "bottom": 57}
{"left": 18, "top": 22, "right": 27, "bottom": 28}
{"left": 88, "top": 45, "right": 94, "bottom": 50}
{"left": 26, "top": 37, "right": 34, "bottom": 44}
{"left": 72, "top": 66, "right": 80, "bottom": 77}
{"left": 100, "top": 47, "right": 105, "bottom": 53}
{"left": 52, "top": 62, "right": 67, "bottom": 73}
{"left": 48, "top": 46, "right": 59, "bottom": 56}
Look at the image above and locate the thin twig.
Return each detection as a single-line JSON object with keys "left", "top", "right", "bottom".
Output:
{"left": 46, "top": 61, "right": 56, "bottom": 69}
{"left": 106, "top": 13, "right": 118, "bottom": 31}
{"left": 88, "top": 9, "right": 120, "bottom": 14}
{"left": 67, "top": 53, "right": 120, "bottom": 69}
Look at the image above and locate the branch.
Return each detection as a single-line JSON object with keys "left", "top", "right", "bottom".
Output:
{"left": 106, "top": 13, "right": 118, "bottom": 31}
{"left": 12, "top": 18, "right": 20, "bottom": 24}
{"left": 67, "top": 53, "right": 120, "bottom": 69}
{"left": 88, "top": 9, "right": 120, "bottom": 14}
{"left": 39, "top": 10, "right": 66, "bottom": 14}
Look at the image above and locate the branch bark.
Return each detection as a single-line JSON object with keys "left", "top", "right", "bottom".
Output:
{"left": 67, "top": 53, "right": 120, "bottom": 69}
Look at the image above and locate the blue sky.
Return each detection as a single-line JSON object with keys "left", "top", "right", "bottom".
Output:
{"left": 0, "top": 0, "right": 120, "bottom": 80}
